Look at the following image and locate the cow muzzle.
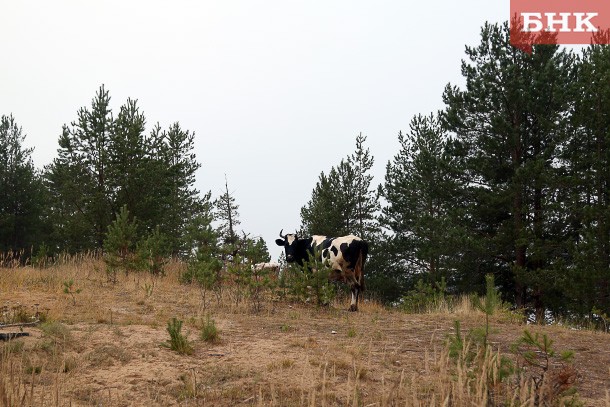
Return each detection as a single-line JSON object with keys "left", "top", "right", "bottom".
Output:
{"left": 286, "top": 254, "right": 295, "bottom": 262}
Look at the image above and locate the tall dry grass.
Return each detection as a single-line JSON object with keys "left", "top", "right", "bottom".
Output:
{"left": 253, "top": 340, "right": 586, "bottom": 406}
{"left": 1, "top": 339, "right": 70, "bottom": 406}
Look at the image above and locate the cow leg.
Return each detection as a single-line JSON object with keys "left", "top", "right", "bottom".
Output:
{"left": 349, "top": 284, "right": 359, "bottom": 312}
{"left": 348, "top": 282, "right": 360, "bottom": 312}
{"left": 342, "top": 269, "right": 360, "bottom": 312}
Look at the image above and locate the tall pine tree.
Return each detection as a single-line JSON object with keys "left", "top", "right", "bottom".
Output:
{"left": 156, "top": 122, "right": 203, "bottom": 254}
{"left": 379, "top": 114, "right": 465, "bottom": 285}
{"left": 349, "top": 133, "right": 380, "bottom": 240}
{"left": 442, "top": 22, "right": 575, "bottom": 317}
{"left": 108, "top": 98, "right": 149, "bottom": 228}
{"left": 46, "top": 85, "right": 114, "bottom": 251}
{"left": 300, "top": 169, "right": 343, "bottom": 236}
{"left": 564, "top": 38, "right": 610, "bottom": 316}
{"left": 46, "top": 86, "right": 204, "bottom": 255}
{"left": 300, "top": 133, "right": 378, "bottom": 239}
{"left": 0, "top": 115, "right": 47, "bottom": 256}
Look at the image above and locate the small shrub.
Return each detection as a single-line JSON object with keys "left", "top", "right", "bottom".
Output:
{"left": 24, "top": 364, "right": 42, "bottom": 375}
{"left": 471, "top": 273, "right": 501, "bottom": 347}
{"left": 3, "top": 340, "right": 25, "bottom": 354}
{"left": 511, "top": 330, "right": 579, "bottom": 405}
{"left": 401, "top": 278, "right": 447, "bottom": 313}
{"left": 310, "top": 265, "right": 336, "bottom": 307}
{"left": 32, "top": 242, "right": 52, "bottom": 268}
{"left": 590, "top": 306, "right": 609, "bottom": 332}
{"left": 63, "top": 279, "right": 82, "bottom": 305}
{"left": 166, "top": 318, "right": 193, "bottom": 355}
{"left": 182, "top": 256, "right": 223, "bottom": 309}
{"left": 447, "top": 320, "right": 464, "bottom": 359}
{"left": 347, "top": 327, "right": 357, "bottom": 338}
{"left": 200, "top": 314, "right": 220, "bottom": 343}
{"left": 103, "top": 205, "right": 139, "bottom": 282}
{"left": 246, "top": 263, "right": 278, "bottom": 313}
{"left": 142, "top": 281, "right": 155, "bottom": 298}
{"left": 137, "top": 226, "right": 170, "bottom": 276}
{"left": 280, "top": 324, "right": 294, "bottom": 333}
{"left": 41, "top": 321, "right": 71, "bottom": 341}
{"left": 39, "top": 321, "right": 72, "bottom": 353}
{"left": 283, "top": 252, "right": 337, "bottom": 307}
{"left": 177, "top": 372, "right": 199, "bottom": 400}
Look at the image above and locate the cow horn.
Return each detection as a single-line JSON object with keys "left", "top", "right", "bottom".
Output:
{"left": 279, "top": 229, "right": 284, "bottom": 238}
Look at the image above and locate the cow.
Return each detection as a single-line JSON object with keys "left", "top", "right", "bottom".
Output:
{"left": 275, "top": 230, "right": 368, "bottom": 312}
{"left": 252, "top": 262, "right": 280, "bottom": 273}
{"left": 251, "top": 262, "right": 281, "bottom": 280}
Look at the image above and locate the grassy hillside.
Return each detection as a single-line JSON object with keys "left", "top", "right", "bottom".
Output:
{"left": 1, "top": 258, "right": 609, "bottom": 406}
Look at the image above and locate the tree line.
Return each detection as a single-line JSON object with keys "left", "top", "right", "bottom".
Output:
{"left": 2, "top": 22, "right": 610, "bottom": 321}
{"left": 0, "top": 85, "right": 267, "bottom": 268}
{"left": 299, "top": 23, "right": 610, "bottom": 321}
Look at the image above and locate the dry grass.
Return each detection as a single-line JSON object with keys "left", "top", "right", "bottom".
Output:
{"left": 1, "top": 256, "right": 609, "bottom": 406}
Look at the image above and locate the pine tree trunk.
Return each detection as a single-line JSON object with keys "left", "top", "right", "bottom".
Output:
{"left": 512, "top": 113, "right": 526, "bottom": 308}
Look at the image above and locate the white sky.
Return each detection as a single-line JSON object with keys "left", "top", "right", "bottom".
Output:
{"left": 1, "top": 1, "right": 507, "bottom": 261}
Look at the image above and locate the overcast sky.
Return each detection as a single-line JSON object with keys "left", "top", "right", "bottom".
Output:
{"left": 1, "top": 1, "right": 507, "bottom": 260}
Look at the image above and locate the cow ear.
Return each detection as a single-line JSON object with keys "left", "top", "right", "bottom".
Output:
{"left": 275, "top": 239, "right": 285, "bottom": 246}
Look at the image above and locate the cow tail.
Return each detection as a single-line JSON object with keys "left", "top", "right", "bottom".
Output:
{"left": 355, "top": 250, "right": 365, "bottom": 292}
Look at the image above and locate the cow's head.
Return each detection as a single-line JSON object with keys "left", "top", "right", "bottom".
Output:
{"left": 275, "top": 229, "right": 302, "bottom": 263}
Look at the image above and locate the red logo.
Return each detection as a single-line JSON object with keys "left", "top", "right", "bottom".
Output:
{"left": 510, "top": 0, "right": 610, "bottom": 52}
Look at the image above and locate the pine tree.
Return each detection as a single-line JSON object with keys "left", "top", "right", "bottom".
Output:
{"left": 244, "top": 236, "right": 271, "bottom": 264}
{"left": 333, "top": 160, "right": 357, "bottom": 234}
{"left": 46, "top": 86, "right": 204, "bottom": 255}
{"left": 103, "top": 205, "right": 138, "bottom": 281}
{"left": 137, "top": 226, "right": 171, "bottom": 276}
{"left": 300, "top": 169, "right": 345, "bottom": 236}
{"left": 564, "top": 38, "right": 610, "bottom": 316}
{"left": 182, "top": 192, "right": 223, "bottom": 286}
{"left": 0, "top": 115, "right": 47, "bottom": 256}
{"left": 108, "top": 98, "right": 150, "bottom": 228}
{"left": 214, "top": 176, "right": 241, "bottom": 257}
{"left": 157, "top": 122, "right": 202, "bottom": 254}
{"left": 183, "top": 191, "right": 217, "bottom": 257}
{"left": 46, "top": 85, "right": 114, "bottom": 250}
{"left": 300, "top": 134, "right": 379, "bottom": 239}
{"left": 379, "top": 114, "right": 464, "bottom": 284}
{"left": 442, "top": 22, "right": 575, "bottom": 315}
{"left": 348, "top": 133, "right": 380, "bottom": 240}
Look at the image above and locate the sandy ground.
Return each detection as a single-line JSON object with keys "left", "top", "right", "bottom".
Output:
{"left": 1, "top": 265, "right": 609, "bottom": 406}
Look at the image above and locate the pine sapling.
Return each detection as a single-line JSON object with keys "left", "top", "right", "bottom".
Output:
{"left": 166, "top": 318, "right": 193, "bottom": 355}
{"left": 472, "top": 273, "right": 500, "bottom": 348}
{"left": 63, "top": 279, "right": 82, "bottom": 305}
{"left": 200, "top": 314, "right": 220, "bottom": 343}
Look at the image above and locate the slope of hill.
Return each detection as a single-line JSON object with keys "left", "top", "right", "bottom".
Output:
{"left": 1, "top": 259, "right": 609, "bottom": 406}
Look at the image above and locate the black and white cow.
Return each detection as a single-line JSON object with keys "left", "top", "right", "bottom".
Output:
{"left": 252, "top": 262, "right": 280, "bottom": 273}
{"left": 275, "top": 230, "right": 368, "bottom": 312}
